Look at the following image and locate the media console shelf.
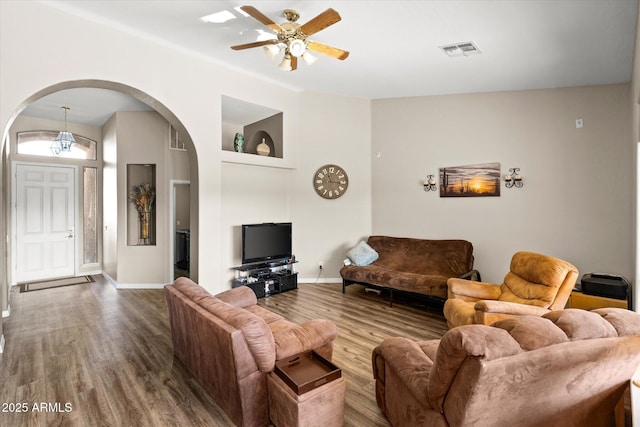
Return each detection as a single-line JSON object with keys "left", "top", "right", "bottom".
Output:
{"left": 232, "top": 258, "right": 298, "bottom": 298}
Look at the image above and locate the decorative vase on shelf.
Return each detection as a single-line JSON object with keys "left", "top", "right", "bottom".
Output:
{"left": 129, "top": 183, "right": 155, "bottom": 246}
{"left": 256, "top": 138, "right": 271, "bottom": 156}
{"left": 139, "top": 211, "right": 151, "bottom": 245}
{"left": 233, "top": 133, "right": 245, "bottom": 153}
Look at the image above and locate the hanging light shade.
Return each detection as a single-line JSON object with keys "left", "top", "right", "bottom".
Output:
{"left": 279, "top": 54, "right": 292, "bottom": 71}
{"left": 51, "top": 106, "right": 75, "bottom": 155}
{"left": 288, "top": 39, "right": 306, "bottom": 57}
{"left": 301, "top": 51, "right": 317, "bottom": 65}
{"left": 263, "top": 44, "right": 281, "bottom": 60}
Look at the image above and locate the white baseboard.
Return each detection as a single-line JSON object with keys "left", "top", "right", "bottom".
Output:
{"left": 101, "top": 271, "right": 165, "bottom": 289}
{"left": 115, "top": 283, "right": 166, "bottom": 289}
{"left": 2, "top": 305, "right": 10, "bottom": 318}
{"left": 80, "top": 269, "right": 102, "bottom": 276}
{"left": 101, "top": 271, "right": 117, "bottom": 289}
{"left": 299, "top": 278, "right": 342, "bottom": 284}
{"left": 0, "top": 334, "right": 5, "bottom": 353}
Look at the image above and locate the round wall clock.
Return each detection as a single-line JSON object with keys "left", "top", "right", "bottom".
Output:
{"left": 313, "top": 164, "right": 349, "bottom": 199}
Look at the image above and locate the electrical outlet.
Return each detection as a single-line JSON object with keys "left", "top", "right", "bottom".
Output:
{"left": 319, "top": 262, "right": 323, "bottom": 270}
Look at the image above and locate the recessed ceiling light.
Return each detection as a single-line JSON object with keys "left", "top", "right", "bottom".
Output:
{"left": 440, "top": 41, "right": 481, "bottom": 57}
{"left": 200, "top": 10, "right": 236, "bottom": 24}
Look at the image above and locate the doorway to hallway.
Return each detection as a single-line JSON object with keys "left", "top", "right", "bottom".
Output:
{"left": 170, "top": 180, "right": 190, "bottom": 281}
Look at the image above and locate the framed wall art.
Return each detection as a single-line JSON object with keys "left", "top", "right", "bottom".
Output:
{"left": 439, "top": 162, "right": 501, "bottom": 197}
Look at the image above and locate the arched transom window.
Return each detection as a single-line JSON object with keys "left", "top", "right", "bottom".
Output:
{"left": 17, "top": 130, "right": 97, "bottom": 160}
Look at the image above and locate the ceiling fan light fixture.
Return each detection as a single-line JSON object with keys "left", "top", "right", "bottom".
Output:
{"left": 279, "top": 54, "right": 292, "bottom": 71}
{"left": 231, "top": 7, "right": 348, "bottom": 72}
{"left": 288, "top": 39, "right": 306, "bottom": 57}
{"left": 302, "top": 51, "right": 317, "bottom": 65}
{"left": 263, "top": 44, "right": 281, "bottom": 60}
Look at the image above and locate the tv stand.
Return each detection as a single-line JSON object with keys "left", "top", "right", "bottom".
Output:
{"left": 232, "top": 258, "right": 298, "bottom": 298}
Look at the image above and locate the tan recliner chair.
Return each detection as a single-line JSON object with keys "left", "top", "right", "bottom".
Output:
{"left": 373, "top": 308, "right": 640, "bottom": 427}
{"left": 443, "top": 251, "right": 578, "bottom": 328}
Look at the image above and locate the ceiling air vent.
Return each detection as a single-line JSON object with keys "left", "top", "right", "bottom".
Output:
{"left": 440, "top": 41, "right": 481, "bottom": 57}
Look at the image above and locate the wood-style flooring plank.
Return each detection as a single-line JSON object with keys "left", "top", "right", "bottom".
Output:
{"left": 0, "top": 277, "right": 631, "bottom": 426}
{"left": 258, "top": 283, "right": 448, "bottom": 426}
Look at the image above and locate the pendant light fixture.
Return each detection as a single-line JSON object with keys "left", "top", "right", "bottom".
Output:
{"left": 51, "top": 106, "right": 75, "bottom": 155}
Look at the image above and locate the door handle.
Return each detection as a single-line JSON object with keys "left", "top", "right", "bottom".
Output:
{"left": 67, "top": 228, "right": 75, "bottom": 239}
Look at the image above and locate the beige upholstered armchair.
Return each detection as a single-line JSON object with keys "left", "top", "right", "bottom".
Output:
{"left": 443, "top": 251, "right": 578, "bottom": 328}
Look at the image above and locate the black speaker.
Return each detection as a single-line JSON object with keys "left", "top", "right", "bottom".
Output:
{"left": 580, "top": 273, "right": 630, "bottom": 302}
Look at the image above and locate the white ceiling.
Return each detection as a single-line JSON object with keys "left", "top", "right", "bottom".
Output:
{"left": 21, "top": 88, "right": 153, "bottom": 127}
{"left": 20, "top": 0, "right": 639, "bottom": 126}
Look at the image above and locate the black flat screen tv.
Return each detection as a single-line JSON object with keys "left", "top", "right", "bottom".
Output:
{"left": 242, "top": 222, "right": 292, "bottom": 265}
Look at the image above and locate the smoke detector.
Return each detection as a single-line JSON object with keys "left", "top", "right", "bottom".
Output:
{"left": 440, "top": 41, "right": 481, "bottom": 57}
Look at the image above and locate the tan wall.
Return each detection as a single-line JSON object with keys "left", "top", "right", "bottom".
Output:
{"left": 175, "top": 184, "right": 190, "bottom": 230}
{"left": 292, "top": 92, "right": 372, "bottom": 279}
{"left": 0, "top": 133, "right": 6, "bottom": 349}
{"left": 115, "top": 111, "right": 189, "bottom": 286}
{"left": 372, "top": 85, "right": 633, "bottom": 286}
{"left": 631, "top": 5, "right": 640, "bottom": 313}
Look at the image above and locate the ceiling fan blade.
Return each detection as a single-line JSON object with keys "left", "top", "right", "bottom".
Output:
{"left": 291, "top": 55, "right": 298, "bottom": 71}
{"left": 307, "top": 41, "right": 349, "bottom": 60}
{"left": 299, "top": 8, "right": 341, "bottom": 36}
{"left": 240, "top": 5, "right": 282, "bottom": 32}
{"left": 231, "top": 40, "right": 276, "bottom": 51}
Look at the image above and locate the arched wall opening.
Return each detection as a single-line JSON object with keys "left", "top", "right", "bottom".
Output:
{"left": 2, "top": 79, "right": 200, "bottom": 289}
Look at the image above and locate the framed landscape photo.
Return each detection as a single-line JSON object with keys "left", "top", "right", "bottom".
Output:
{"left": 439, "top": 162, "right": 501, "bottom": 197}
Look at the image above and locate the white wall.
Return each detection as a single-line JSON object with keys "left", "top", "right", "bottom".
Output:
{"left": 2, "top": 2, "right": 633, "bottom": 304}
{"left": 219, "top": 91, "right": 372, "bottom": 286}
{"left": 102, "top": 115, "right": 118, "bottom": 280}
{"left": 0, "top": 2, "right": 369, "bottom": 295}
{"left": 372, "top": 85, "right": 634, "bottom": 288}
{"left": 221, "top": 163, "right": 291, "bottom": 284}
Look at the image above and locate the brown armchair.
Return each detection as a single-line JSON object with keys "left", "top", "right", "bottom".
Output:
{"left": 372, "top": 308, "right": 640, "bottom": 427}
{"left": 443, "top": 251, "right": 578, "bottom": 328}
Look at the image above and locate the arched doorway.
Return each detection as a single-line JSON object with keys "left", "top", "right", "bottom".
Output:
{"left": 2, "top": 80, "right": 199, "bottom": 289}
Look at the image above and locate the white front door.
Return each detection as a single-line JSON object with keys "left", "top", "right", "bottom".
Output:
{"left": 15, "top": 164, "right": 76, "bottom": 282}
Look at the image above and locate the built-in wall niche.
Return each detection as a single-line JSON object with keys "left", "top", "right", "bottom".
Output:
{"left": 221, "top": 95, "right": 283, "bottom": 158}
{"left": 127, "top": 164, "right": 157, "bottom": 246}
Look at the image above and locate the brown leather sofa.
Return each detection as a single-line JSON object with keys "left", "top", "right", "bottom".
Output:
{"left": 444, "top": 251, "right": 578, "bottom": 328}
{"left": 372, "top": 308, "right": 640, "bottom": 427}
{"left": 340, "top": 236, "right": 479, "bottom": 304}
{"left": 164, "top": 277, "right": 338, "bottom": 427}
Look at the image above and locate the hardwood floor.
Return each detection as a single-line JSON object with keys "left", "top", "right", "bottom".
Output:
{"left": 0, "top": 277, "right": 631, "bottom": 426}
{"left": 258, "top": 284, "right": 449, "bottom": 426}
{"left": 0, "top": 277, "right": 447, "bottom": 426}
{"left": 0, "top": 276, "right": 234, "bottom": 426}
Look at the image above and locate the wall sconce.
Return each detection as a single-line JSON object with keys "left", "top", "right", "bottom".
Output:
{"left": 423, "top": 174, "right": 437, "bottom": 192}
{"left": 504, "top": 167, "right": 523, "bottom": 188}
